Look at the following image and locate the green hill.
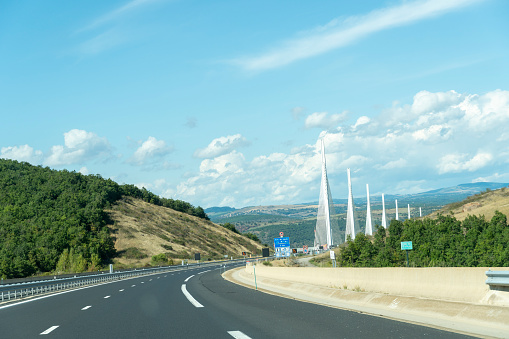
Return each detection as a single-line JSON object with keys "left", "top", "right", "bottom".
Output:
{"left": 0, "top": 159, "right": 218, "bottom": 278}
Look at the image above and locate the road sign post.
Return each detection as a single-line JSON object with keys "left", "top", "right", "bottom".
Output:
{"left": 401, "top": 241, "right": 413, "bottom": 267}
{"left": 330, "top": 250, "right": 336, "bottom": 268}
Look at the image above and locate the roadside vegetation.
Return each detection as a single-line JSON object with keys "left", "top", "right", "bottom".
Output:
{"left": 0, "top": 159, "right": 208, "bottom": 278}
{"left": 320, "top": 212, "right": 509, "bottom": 267}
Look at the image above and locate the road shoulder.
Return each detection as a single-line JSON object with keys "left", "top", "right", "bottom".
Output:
{"left": 224, "top": 266, "right": 509, "bottom": 339}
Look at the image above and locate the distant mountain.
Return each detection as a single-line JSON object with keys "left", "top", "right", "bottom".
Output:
{"left": 208, "top": 182, "right": 509, "bottom": 222}
{"left": 208, "top": 182, "right": 509, "bottom": 246}
{"left": 204, "top": 206, "right": 237, "bottom": 220}
{"left": 205, "top": 206, "right": 236, "bottom": 213}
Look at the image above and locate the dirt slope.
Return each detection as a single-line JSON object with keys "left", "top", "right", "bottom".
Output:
{"left": 427, "top": 186, "right": 509, "bottom": 221}
{"left": 106, "top": 197, "right": 262, "bottom": 267}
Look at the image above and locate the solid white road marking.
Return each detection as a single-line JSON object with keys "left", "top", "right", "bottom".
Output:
{"left": 181, "top": 284, "right": 204, "bottom": 308}
{"left": 104, "top": 295, "right": 110, "bottom": 299}
{"left": 81, "top": 306, "right": 92, "bottom": 310}
{"left": 184, "top": 275, "right": 194, "bottom": 282}
{"left": 228, "top": 330, "right": 252, "bottom": 339}
{"left": 40, "top": 326, "right": 59, "bottom": 335}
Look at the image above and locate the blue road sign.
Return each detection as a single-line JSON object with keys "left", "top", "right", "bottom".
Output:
{"left": 274, "top": 237, "right": 291, "bottom": 258}
{"left": 274, "top": 237, "right": 290, "bottom": 248}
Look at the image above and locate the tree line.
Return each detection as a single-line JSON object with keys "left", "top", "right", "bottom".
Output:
{"left": 0, "top": 159, "right": 208, "bottom": 278}
{"left": 338, "top": 212, "right": 509, "bottom": 267}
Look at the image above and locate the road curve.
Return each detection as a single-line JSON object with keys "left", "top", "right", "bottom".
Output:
{"left": 0, "top": 263, "right": 475, "bottom": 338}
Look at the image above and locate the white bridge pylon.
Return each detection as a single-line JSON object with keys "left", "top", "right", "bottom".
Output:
{"left": 314, "top": 139, "right": 338, "bottom": 249}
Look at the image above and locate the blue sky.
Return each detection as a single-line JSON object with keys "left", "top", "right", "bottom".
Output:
{"left": 1, "top": 0, "right": 508, "bottom": 208}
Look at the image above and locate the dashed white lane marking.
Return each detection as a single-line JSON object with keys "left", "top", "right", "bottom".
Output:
{"left": 184, "top": 275, "right": 194, "bottom": 282}
{"left": 40, "top": 325, "right": 59, "bottom": 335}
{"left": 181, "top": 284, "right": 204, "bottom": 308}
{"left": 104, "top": 295, "right": 111, "bottom": 299}
{"left": 131, "top": 284, "right": 136, "bottom": 287}
{"left": 227, "top": 330, "right": 252, "bottom": 339}
{"left": 81, "top": 305, "right": 92, "bottom": 310}
{"left": 198, "top": 270, "right": 211, "bottom": 275}
{"left": 119, "top": 289, "right": 124, "bottom": 292}
{"left": 141, "top": 282, "right": 144, "bottom": 284}
{"left": 149, "top": 279, "right": 152, "bottom": 281}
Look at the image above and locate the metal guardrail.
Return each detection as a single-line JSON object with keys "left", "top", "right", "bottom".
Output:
{"left": 485, "top": 270, "right": 509, "bottom": 287}
{"left": 0, "top": 258, "right": 250, "bottom": 304}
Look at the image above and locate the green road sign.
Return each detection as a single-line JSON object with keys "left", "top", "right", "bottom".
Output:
{"left": 401, "top": 241, "right": 413, "bottom": 250}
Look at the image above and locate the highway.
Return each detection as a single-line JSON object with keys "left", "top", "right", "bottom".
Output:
{"left": 0, "top": 263, "right": 476, "bottom": 338}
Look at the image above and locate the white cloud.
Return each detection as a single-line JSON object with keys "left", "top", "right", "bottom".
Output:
{"left": 411, "top": 90, "right": 462, "bottom": 115}
{"left": 437, "top": 152, "right": 493, "bottom": 174}
{"left": 305, "top": 112, "right": 347, "bottom": 129}
{"left": 473, "top": 173, "right": 509, "bottom": 183}
{"left": 79, "top": 0, "right": 161, "bottom": 32}
{"left": 79, "top": 167, "right": 89, "bottom": 175}
{"left": 177, "top": 147, "right": 322, "bottom": 207}
{"left": 459, "top": 89, "right": 509, "bottom": 132}
{"left": 412, "top": 124, "right": 451, "bottom": 142}
{"left": 76, "top": 28, "right": 129, "bottom": 56}
{"left": 129, "top": 136, "right": 172, "bottom": 165}
{"left": 194, "top": 134, "right": 249, "bottom": 159}
{"left": 232, "top": 0, "right": 483, "bottom": 71}
{"left": 393, "top": 180, "right": 429, "bottom": 195}
{"left": 378, "top": 158, "right": 407, "bottom": 170}
{"left": 44, "top": 129, "right": 112, "bottom": 167}
{"left": 353, "top": 116, "right": 370, "bottom": 129}
{"left": 199, "top": 151, "right": 246, "bottom": 178}
{"left": 339, "top": 155, "right": 370, "bottom": 169}
{"left": 1, "top": 145, "right": 43, "bottom": 164}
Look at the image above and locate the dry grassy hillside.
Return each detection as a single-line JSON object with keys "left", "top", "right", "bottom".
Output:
{"left": 427, "top": 186, "right": 509, "bottom": 221}
{"left": 106, "top": 197, "right": 263, "bottom": 267}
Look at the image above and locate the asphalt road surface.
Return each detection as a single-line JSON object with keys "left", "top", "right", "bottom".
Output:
{"left": 0, "top": 263, "right": 476, "bottom": 338}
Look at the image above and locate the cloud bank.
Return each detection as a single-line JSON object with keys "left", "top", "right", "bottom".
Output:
{"left": 175, "top": 89, "right": 509, "bottom": 207}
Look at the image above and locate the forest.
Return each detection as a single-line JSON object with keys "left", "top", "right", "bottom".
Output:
{"left": 338, "top": 212, "right": 509, "bottom": 267}
{"left": 0, "top": 159, "right": 208, "bottom": 278}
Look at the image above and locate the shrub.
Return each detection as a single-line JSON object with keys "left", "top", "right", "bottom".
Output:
{"left": 121, "top": 247, "right": 147, "bottom": 259}
{"left": 151, "top": 253, "right": 168, "bottom": 266}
